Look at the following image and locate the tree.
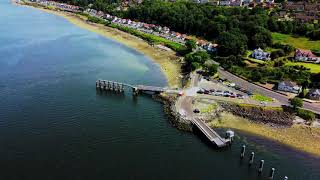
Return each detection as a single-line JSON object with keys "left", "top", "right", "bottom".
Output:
{"left": 185, "top": 39, "right": 197, "bottom": 52}
{"left": 251, "top": 69, "right": 263, "bottom": 82}
{"left": 185, "top": 51, "right": 210, "bottom": 70}
{"left": 217, "top": 32, "right": 247, "bottom": 56}
{"left": 289, "top": 97, "right": 303, "bottom": 109}
{"left": 205, "top": 63, "right": 218, "bottom": 76}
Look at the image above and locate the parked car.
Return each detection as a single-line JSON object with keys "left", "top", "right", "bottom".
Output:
{"left": 197, "top": 90, "right": 204, "bottom": 94}
{"left": 215, "top": 90, "right": 223, "bottom": 96}
{"left": 247, "top": 91, "right": 253, "bottom": 96}
{"left": 237, "top": 94, "right": 244, "bottom": 99}
{"left": 223, "top": 91, "right": 230, "bottom": 97}
{"left": 203, "top": 76, "right": 210, "bottom": 81}
{"left": 193, "top": 109, "right": 200, "bottom": 113}
{"left": 235, "top": 86, "right": 241, "bottom": 90}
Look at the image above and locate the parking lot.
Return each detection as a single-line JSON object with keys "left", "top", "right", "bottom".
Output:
{"left": 195, "top": 77, "right": 281, "bottom": 107}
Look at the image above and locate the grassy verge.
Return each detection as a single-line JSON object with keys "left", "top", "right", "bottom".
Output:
{"left": 210, "top": 112, "right": 320, "bottom": 156}
{"left": 251, "top": 93, "right": 273, "bottom": 102}
{"left": 285, "top": 61, "right": 320, "bottom": 74}
{"left": 272, "top": 32, "right": 320, "bottom": 51}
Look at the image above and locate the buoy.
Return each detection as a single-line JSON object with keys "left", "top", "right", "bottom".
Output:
{"left": 249, "top": 152, "right": 254, "bottom": 166}
{"left": 258, "top": 160, "right": 264, "bottom": 173}
{"left": 284, "top": 176, "right": 288, "bottom": 180}
{"left": 269, "top": 168, "right": 275, "bottom": 179}
{"left": 240, "top": 145, "right": 246, "bottom": 159}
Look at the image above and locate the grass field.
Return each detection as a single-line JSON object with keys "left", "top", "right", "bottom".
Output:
{"left": 272, "top": 33, "right": 320, "bottom": 51}
{"left": 251, "top": 93, "right": 274, "bottom": 102}
{"left": 286, "top": 62, "right": 320, "bottom": 74}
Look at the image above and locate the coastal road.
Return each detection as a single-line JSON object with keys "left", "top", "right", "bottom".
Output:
{"left": 218, "top": 68, "right": 320, "bottom": 113}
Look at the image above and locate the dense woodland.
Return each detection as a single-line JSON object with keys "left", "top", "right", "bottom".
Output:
{"left": 56, "top": 0, "right": 320, "bottom": 88}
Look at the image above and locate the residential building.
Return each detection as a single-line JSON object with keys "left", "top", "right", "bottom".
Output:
{"left": 308, "top": 89, "right": 320, "bottom": 100}
{"left": 278, "top": 80, "right": 301, "bottom": 94}
{"left": 251, "top": 48, "right": 270, "bottom": 61}
{"left": 294, "top": 49, "right": 320, "bottom": 62}
{"left": 219, "top": 0, "right": 231, "bottom": 6}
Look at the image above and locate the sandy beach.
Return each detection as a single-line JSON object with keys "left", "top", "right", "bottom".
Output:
{"left": 16, "top": 1, "right": 320, "bottom": 157}
{"left": 210, "top": 112, "right": 320, "bottom": 156}
{"left": 17, "top": 1, "right": 182, "bottom": 88}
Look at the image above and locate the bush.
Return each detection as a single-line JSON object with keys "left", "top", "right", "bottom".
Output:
{"left": 87, "top": 16, "right": 110, "bottom": 25}
{"left": 290, "top": 97, "right": 303, "bottom": 109}
{"left": 270, "top": 49, "right": 285, "bottom": 60}
{"left": 108, "top": 24, "right": 186, "bottom": 53}
{"left": 272, "top": 43, "right": 294, "bottom": 55}
{"left": 297, "top": 109, "right": 316, "bottom": 122}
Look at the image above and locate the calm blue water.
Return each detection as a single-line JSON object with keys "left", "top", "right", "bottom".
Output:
{"left": 0, "top": 1, "right": 319, "bottom": 179}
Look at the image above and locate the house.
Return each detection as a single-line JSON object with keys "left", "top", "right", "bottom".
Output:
{"left": 308, "top": 89, "right": 320, "bottom": 100}
{"left": 219, "top": 0, "right": 231, "bottom": 6}
{"left": 251, "top": 48, "right": 270, "bottom": 61}
{"left": 294, "top": 49, "right": 320, "bottom": 62}
{"left": 278, "top": 81, "right": 301, "bottom": 94}
{"left": 230, "top": 0, "right": 243, "bottom": 6}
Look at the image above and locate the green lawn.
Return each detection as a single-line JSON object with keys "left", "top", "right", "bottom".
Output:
{"left": 251, "top": 93, "right": 273, "bottom": 102}
{"left": 272, "top": 33, "right": 320, "bottom": 51}
{"left": 286, "top": 62, "right": 320, "bottom": 74}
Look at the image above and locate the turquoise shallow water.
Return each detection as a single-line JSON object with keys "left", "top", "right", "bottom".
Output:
{"left": 0, "top": 1, "right": 319, "bottom": 179}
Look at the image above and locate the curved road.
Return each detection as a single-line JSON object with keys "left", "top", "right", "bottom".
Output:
{"left": 218, "top": 68, "right": 320, "bottom": 114}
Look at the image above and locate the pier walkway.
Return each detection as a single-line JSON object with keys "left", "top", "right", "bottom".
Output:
{"left": 190, "top": 118, "right": 227, "bottom": 147}
{"left": 96, "top": 79, "right": 180, "bottom": 94}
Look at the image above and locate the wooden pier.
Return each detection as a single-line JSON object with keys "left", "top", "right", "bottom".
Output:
{"left": 96, "top": 79, "right": 179, "bottom": 95}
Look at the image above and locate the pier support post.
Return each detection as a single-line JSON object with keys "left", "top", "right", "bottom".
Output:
{"left": 258, "top": 160, "right": 264, "bottom": 173}
{"left": 269, "top": 168, "right": 275, "bottom": 179}
{"left": 112, "top": 82, "right": 115, "bottom": 91}
{"left": 103, "top": 81, "right": 106, "bottom": 90}
{"left": 107, "top": 81, "right": 111, "bottom": 90}
{"left": 284, "top": 176, "right": 288, "bottom": 180}
{"left": 133, "top": 87, "right": 139, "bottom": 96}
{"left": 249, "top": 152, "right": 254, "bottom": 166}
{"left": 96, "top": 80, "right": 100, "bottom": 88}
{"left": 240, "top": 145, "right": 246, "bottom": 159}
{"left": 117, "top": 83, "right": 121, "bottom": 92}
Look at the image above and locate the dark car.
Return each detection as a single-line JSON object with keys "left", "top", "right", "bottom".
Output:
{"left": 197, "top": 90, "right": 204, "bottom": 94}
{"left": 247, "top": 91, "right": 253, "bottom": 96}
{"left": 203, "top": 76, "right": 210, "bottom": 81}
{"left": 193, "top": 109, "right": 200, "bottom": 113}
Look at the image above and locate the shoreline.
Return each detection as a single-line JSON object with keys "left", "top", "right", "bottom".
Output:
{"left": 15, "top": 1, "right": 320, "bottom": 157}
{"left": 210, "top": 112, "right": 320, "bottom": 157}
{"left": 17, "top": 1, "right": 182, "bottom": 88}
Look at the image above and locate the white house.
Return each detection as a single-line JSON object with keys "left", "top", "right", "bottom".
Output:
{"left": 251, "top": 48, "right": 271, "bottom": 61}
{"left": 308, "top": 89, "right": 320, "bottom": 100}
{"left": 278, "top": 81, "right": 301, "bottom": 94}
{"left": 219, "top": 0, "right": 231, "bottom": 6}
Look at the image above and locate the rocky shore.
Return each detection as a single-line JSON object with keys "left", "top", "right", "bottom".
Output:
{"left": 219, "top": 103, "right": 295, "bottom": 127}
{"left": 153, "top": 94, "right": 193, "bottom": 131}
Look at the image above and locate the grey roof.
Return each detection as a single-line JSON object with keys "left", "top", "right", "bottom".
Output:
{"left": 309, "top": 89, "right": 320, "bottom": 96}
{"left": 280, "top": 80, "right": 298, "bottom": 87}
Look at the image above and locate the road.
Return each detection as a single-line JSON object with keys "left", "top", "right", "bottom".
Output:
{"left": 218, "top": 68, "right": 320, "bottom": 114}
